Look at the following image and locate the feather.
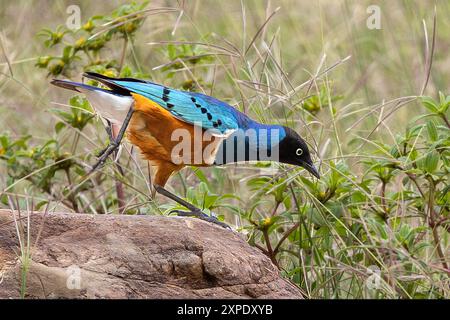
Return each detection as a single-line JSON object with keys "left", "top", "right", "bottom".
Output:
{"left": 81, "top": 73, "right": 240, "bottom": 136}
{"left": 51, "top": 79, "right": 133, "bottom": 125}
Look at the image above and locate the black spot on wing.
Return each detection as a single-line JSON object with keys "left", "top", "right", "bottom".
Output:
{"left": 162, "top": 87, "right": 170, "bottom": 103}
{"left": 155, "top": 91, "right": 228, "bottom": 131}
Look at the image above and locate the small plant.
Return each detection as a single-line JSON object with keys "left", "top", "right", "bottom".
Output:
{"left": 36, "top": 1, "right": 150, "bottom": 77}
{"left": 301, "top": 83, "right": 343, "bottom": 115}
{"left": 227, "top": 93, "right": 449, "bottom": 298}
{"left": 0, "top": 98, "right": 93, "bottom": 212}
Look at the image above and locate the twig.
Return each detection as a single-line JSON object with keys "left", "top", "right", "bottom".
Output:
{"left": 0, "top": 31, "right": 13, "bottom": 77}
{"left": 270, "top": 200, "right": 281, "bottom": 217}
{"left": 244, "top": 7, "right": 280, "bottom": 56}
{"left": 262, "top": 227, "right": 279, "bottom": 268}
{"left": 427, "top": 178, "right": 448, "bottom": 270}
{"left": 380, "top": 179, "right": 388, "bottom": 220}
{"left": 118, "top": 37, "right": 128, "bottom": 72}
{"left": 273, "top": 222, "right": 300, "bottom": 255}
{"left": 420, "top": 7, "right": 436, "bottom": 95}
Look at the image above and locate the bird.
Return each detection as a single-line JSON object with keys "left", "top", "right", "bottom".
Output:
{"left": 51, "top": 72, "right": 319, "bottom": 227}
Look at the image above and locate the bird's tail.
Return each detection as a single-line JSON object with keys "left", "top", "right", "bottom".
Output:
{"left": 51, "top": 78, "right": 134, "bottom": 125}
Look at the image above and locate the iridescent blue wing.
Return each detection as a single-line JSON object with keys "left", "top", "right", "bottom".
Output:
{"left": 111, "top": 80, "right": 239, "bottom": 135}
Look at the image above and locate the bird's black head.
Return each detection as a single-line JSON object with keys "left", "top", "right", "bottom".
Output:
{"left": 278, "top": 126, "right": 320, "bottom": 179}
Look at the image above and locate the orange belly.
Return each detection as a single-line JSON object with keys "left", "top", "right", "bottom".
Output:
{"left": 127, "top": 93, "right": 220, "bottom": 186}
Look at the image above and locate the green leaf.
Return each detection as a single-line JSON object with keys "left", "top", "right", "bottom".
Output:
{"left": 421, "top": 96, "right": 439, "bottom": 113}
{"left": 351, "top": 190, "right": 366, "bottom": 203}
{"left": 55, "top": 122, "right": 66, "bottom": 134}
{"left": 372, "top": 219, "right": 388, "bottom": 241}
{"left": 167, "top": 44, "right": 176, "bottom": 60}
{"left": 443, "top": 95, "right": 450, "bottom": 112}
{"left": 282, "top": 195, "right": 292, "bottom": 210}
{"left": 396, "top": 223, "right": 411, "bottom": 244}
{"left": 424, "top": 151, "right": 439, "bottom": 173}
{"left": 62, "top": 45, "right": 73, "bottom": 61}
{"left": 411, "top": 242, "right": 431, "bottom": 254}
{"left": 307, "top": 208, "right": 327, "bottom": 227}
{"left": 0, "top": 135, "right": 9, "bottom": 149}
{"left": 426, "top": 120, "right": 438, "bottom": 141}
{"left": 35, "top": 200, "right": 49, "bottom": 210}
{"left": 193, "top": 169, "right": 209, "bottom": 185}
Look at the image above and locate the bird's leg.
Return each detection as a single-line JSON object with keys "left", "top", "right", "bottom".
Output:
{"left": 89, "top": 106, "right": 134, "bottom": 174}
{"left": 154, "top": 184, "right": 230, "bottom": 229}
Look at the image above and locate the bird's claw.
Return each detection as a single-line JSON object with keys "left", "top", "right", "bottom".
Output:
{"left": 96, "top": 145, "right": 109, "bottom": 158}
{"left": 170, "top": 209, "right": 231, "bottom": 229}
{"left": 170, "top": 209, "right": 208, "bottom": 218}
{"left": 89, "top": 141, "right": 120, "bottom": 174}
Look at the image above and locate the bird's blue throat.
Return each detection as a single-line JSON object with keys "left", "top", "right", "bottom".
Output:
{"left": 214, "top": 123, "right": 286, "bottom": 165}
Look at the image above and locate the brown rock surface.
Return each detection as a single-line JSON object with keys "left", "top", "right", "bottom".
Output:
{"left": 0, "top": 209, "right": 302, "bottom": 299}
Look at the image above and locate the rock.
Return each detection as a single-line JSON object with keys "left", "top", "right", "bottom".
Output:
{"left": 0, "top": 209, "right": 302, "bottom": 299}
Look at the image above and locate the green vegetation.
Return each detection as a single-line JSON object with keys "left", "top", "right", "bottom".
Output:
{"left": 0, "top": 1, "right": 448, "bottom": 298}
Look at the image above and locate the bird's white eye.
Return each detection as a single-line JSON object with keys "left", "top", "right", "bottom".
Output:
{"left": 296, "top": 148, "right": 303, "bottom": 156}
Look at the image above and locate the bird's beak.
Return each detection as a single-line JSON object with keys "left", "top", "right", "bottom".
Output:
{"left": 302, "top": 162, "right": 320, "bottom": 179}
